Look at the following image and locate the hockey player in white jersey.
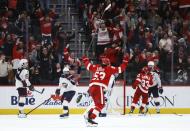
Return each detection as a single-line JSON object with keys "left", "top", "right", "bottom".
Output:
{"left": 15, "top": 59, "right": 34, "bottom": 118}
{"left": 146, "top": 61, "right": 163, "bottom": 114}
{"left": 55, "top": 65, "right": 76, "bottom": 118}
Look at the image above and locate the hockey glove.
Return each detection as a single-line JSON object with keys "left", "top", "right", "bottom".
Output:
{"left": 123, "top": 53, "right": 130, "bottom": 64}
{"left": 28, "top": 85, "right": 34, "bottom": 91}
{"left": 159, "top": 88, "right": 163, "bottom": 94}
{"left": 55, "top": 89, "right": 60, "bottom": 95}
{"left": 76, "top": 94, "right": 83, "bottom": 103}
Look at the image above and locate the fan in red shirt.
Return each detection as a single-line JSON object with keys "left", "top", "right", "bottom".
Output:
{"left": 82, "top": 54, "right": 129, "bottom": 126}
{"left": 129, "top": 66, "right": 153, "bottom": 114}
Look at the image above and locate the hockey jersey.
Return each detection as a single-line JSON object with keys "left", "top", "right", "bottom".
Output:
{"left": 82, "top": 57, "right": 128, "bottom": 89}
{"left": 133, "top": 72, "right": 153, "bottom": 93}
{"left": 150, "top": 71, "right": 161, "bottom": 88}
{"left": 15, "top": 68, "right": 31, "bottom": 88}
{"left": 58, "top": 73, "right": 76, "bottom": 92}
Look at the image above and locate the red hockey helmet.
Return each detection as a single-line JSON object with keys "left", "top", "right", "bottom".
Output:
{"left": 100, "top": 55, "right": 110, "bottom": 66}
{"left": 141, "top": 66, "right": 151, "bottom": 74}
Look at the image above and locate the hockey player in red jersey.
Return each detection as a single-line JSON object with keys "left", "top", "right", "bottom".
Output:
{"left": 82, "top": 54, "right": 129, "bottom": 126}
{"left": 129, "top": 66, "right": 154, "bottom": 114}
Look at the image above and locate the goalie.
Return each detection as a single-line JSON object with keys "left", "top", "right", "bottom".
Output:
{"left": 55, "top": 65, "right": 76, "bottom": 118}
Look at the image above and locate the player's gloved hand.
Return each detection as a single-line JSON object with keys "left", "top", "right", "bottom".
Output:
{"left": 132, "top": 85, "right": 136, "bottom": 89}
{"left": 28, "top": 85, "right": 34, "bottom": 91}
{"left": 123, "top": 53, "right": 130, "bottom": 64}
{"left": 159, "top": 87, "right": 163, "bottom": 94}
{"left": 55, "top": 89, "right": 60, "bottom": 95}
{"left": 76, "top": 94, "right": 83, "bottom": 103}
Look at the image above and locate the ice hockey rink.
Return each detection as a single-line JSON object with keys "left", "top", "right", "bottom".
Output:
{"left": 0, "top": 114, "right": 190, "bottom": 131}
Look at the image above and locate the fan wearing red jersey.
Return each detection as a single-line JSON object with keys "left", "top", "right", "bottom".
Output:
{"left": 129, "top": 66, "right": 153, "bottom": 115}
{"left": 82, "top": 54, "right": 129, "bottom": 126}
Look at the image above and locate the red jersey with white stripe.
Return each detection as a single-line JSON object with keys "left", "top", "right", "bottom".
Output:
{"left": 83, "top": 59, "right": 127, "bottom": 89}
{"left": 133, "top": 73, "right": 153, "bottom": 93}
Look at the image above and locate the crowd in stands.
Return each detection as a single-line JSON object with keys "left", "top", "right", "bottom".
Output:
{"left": 0, "top": 0, "right": 190, "bottom": 85}
{"left": 0, "top": 0, "right": 81, "bottom": 85}
{"left": 77, "top": 0, "right": 190, "bottom": 84}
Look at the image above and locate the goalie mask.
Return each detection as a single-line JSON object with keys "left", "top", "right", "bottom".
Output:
{"left": 19, "top": 59, "right": 28, "bottom": 69}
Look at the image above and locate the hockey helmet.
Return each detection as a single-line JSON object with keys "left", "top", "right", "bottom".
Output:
{"left": 100, "top": 55, "right": 110, "bottom": 66}
{"left": 147, "top": 61, "right": 155, "bottom": 70}
{"left": 63, "top": 65, "right": 70, "bottom": 74}
{"left": 148, "top": 61, "right": 155, "bottom": 66}
{"left": 19, "top": 59, "right": 28, "bottom": 68}
{"left": 141, "top": 66, "right": 150, "bottom": 74}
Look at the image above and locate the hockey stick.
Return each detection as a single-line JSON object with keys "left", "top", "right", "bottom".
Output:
{"left": 26, "top": 97, "right": 51, "bottom": 115}
{"left": 173, "top": 112, "right": 183, "bottom": 116}
{"left": 34, "top": 88, "right": 45, "bottom": 94}
{"left": 101, "top": 3, "right": 111, "bottom": 19}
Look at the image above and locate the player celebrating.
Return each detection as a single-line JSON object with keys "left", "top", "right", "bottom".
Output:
{"left": 146, "top": 61, "right": 163, "bottom": 113}
{"left": 15, "top": 59, "right": 34, "bottom": 118}
{"left": 82, "top": 54, "right": 129, "bottom": 126}
{"left": 99, "top": 74, "right": 117, "bottom": 117}
{"left": 55, "top": 65, "right": 76, "bottom": 118}
{"left": 129, "top": 66, "right": 153, "bottom": 115}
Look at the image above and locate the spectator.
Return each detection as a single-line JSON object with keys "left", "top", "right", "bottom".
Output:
{"left": 39, "top": 47, "right": 51, "bottom": 81}
{"left": 96, "top": 21, "right": 111, "bottom": 59}
{"left": 0, "top": 53, "right": 12, "bottom": 85}
{"left": 67, "top": 52, "right": 81, "bottom": 85}
{"left": 12, "top": 38, "right": 24, "bottom": 74}
{"left": 39, "top": 15, "right": 53, "bottom": 46}
{"left": 103, "top": 43, "right": 122, "bottom": 66}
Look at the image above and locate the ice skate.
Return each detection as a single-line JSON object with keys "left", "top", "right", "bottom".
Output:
{"left": 60, "top": 112, "right": 69, "bottom": 118}
{"left": 18, "top": 113, "right": 27, "bottom": 118}
{"left": 84, "top": 114, "right": 98, "bottom": 127}
{"left": 156, "top": 108, "right": 160, "bottom": 114}
{"left": 144, "top": 107, "right": 149, "bottom": 114}
{"left": 128, "top": 109, "right": 134, "bottom": 116}
{"left": 138, "top": 110, "right": 146, "bottom": 116}
{"left": 99, "top": 112, "right": 107, "bottom": 117}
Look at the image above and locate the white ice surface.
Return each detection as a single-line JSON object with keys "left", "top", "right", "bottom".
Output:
{"left": 0, "top": 114, "right": 190, "bottom": 131}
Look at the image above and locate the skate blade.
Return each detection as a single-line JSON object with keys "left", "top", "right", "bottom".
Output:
{"left": 18, "top": 115, "right": 27, "bottom": 118}
{"left": 86, "top": 123, "right": 98, "bottom": 127}
{"left": 60, "top": 116, "right": 69, "bottom": 119}
{"left": 138, "top": 113, "right": 146, "bottom": 116}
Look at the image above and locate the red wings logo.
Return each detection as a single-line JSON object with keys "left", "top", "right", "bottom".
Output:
{"left": 51, "top": 94, "right": 62, "bottom": 101}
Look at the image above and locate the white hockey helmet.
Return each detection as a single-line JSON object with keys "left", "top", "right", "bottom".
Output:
{"left": 63, "top": 65, "right": 70, "bottom": 73}
{"left": 148, "top": 61, "right": 155, "bottom": 66}
{"left": 147, "top": 61, "right": 154, "bottom": 71}
{"left": 19, "top": 59, "right": 28, "bottom": 68}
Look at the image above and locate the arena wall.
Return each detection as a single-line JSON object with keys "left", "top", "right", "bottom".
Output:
{"left": 0, "top": 86, "right": 190, "bottom": 114}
